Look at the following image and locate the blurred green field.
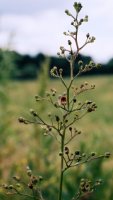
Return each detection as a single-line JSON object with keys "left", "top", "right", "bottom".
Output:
{"left": 0, "top": 75, "right": 113, "bottom": 199}
{"left": 9, "top": 75, "right": 113, "bottom": 151}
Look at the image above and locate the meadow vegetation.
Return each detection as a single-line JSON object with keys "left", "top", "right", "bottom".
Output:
{"left": 0, "top": 76, "right": 113, "bottom": 200}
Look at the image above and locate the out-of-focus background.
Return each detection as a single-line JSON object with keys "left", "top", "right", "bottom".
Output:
{"left": 0, "top": 0, "right": 113, "bottom": 200}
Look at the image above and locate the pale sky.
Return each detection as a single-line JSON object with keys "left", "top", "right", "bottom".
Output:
{"left": 0, "top": 0, "right": 113, "bottom": 63}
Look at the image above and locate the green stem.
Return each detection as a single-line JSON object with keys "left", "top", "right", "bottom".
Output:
{"left": 58, "top": 131, "right": 65, "bottom": 200}
{"left": 70, "top": 60, "right": 74, "bottom": 80}
{"left": 67, "top": 88, "right": 70, "bottom": 110}
{"left": 32, "top": 189, "right": 36, "bottom": 200}
{"left": 59, "top": 75, "right": 67, "bottom": 89}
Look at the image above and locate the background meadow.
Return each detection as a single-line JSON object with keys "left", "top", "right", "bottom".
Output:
{"left": 0, "top": 72, "right": 113, "bottom": 199}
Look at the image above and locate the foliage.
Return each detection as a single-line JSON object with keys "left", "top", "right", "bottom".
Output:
{"left": 0, "top": 51, "right": 113, "bottom": 80}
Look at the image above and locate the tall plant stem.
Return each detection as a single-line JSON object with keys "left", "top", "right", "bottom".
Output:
{"left": 67, "top": 87, "right": 70, "bottom": 110}
{"left": 58, "top": 131, "right": 65, "bottom": 200}
{"left": 70, "top": 60, "right": 74, "bottom": 81}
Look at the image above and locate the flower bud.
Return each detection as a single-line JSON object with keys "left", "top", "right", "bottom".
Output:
{"left": 18, "top": 117, "right": 25, "bottom": 123}
{"left": 32, "top": 176, "right": 38, "bottom": 185}
{"left": 2, "top": 184, "right": 8, "bottom": 189}
{"left": 73, "top": 2, "right": 82, "bottom": 13}
{"left": 78, "top": 60, "right": 83, "bottom": 65}
{"left": 73, "top": 97, "right": 76, "bottom": 103}
{"left": 91, "top": 152, "right": 96, "bottom": 156}
{"left": 75, "top": 150, "right": 80, "bottom": 155}
{"left": 57, "top": 52, "right": 60, "bottom": 56}
{"left": 86, "top": 33, "right": 90, "bottom": 38}
{"left": 65, "top": 146, "right": 69, "bottom": 154}
{"left": 68, "top": 40, "right": 72, "bottom": 45}
{"left": 65, "top": 9, "right": 71, "bottom": 16}
{"left": 59, "top": 96, "right": 67, "bottom": 106}
{"left": 59, "top": 152, "right": 63, "bottom": 156}
{"left": 30, "top": 109, "right": 37, "bottom": 117}
{"left": 71, "top": 22, "right": 74, "bottom": 26}
{"left": 87, "top": 107, "right": 93, "bottom": 112}
{"left": 84, "top": 15, "right": 88, "bottom": 22}
{"left": 69, "top": 127, "right": 72, "bottom": 131}
{"left": 55, "top": 115, "right": 60, "bottom": 122}
{"left": 28, "top": 183, "right": 33, "bottom": 189}
{"left": 8, "top": 185, "right": 14, "bottom": 189}
{"left": 105, "top": 152, "right": 111, "bottom": 158}
{"left": 13, "top": 176, "right": 20, "bottom": 181}
{"left": 27, "top": 170, "right": 32, "bottom": 177}
{"left": 59, "top": 68, "right": 63, "bottom": 74}
{"left": 39, "top": 176, "right": 43, "bottom": 181}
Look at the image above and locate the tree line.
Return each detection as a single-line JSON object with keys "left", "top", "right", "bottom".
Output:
{"left": 0, "top": 49, "right": 113, "bottom": 80}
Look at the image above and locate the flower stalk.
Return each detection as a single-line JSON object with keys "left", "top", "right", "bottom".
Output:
{"left": 1, "top": 2, "right": 111, "bottom": 200}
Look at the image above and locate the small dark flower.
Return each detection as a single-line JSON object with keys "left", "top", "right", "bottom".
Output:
{"left": 65, "top": 146, "right": 69, "bottom": 154}
{"left": 75, "top": 150, "right": 80, "bottom": 155}
{"left": 59, "top": 96, "right": 67, "bottom": 106}
{"left": 28, "top": 183, "right": 33, "bottom": 189}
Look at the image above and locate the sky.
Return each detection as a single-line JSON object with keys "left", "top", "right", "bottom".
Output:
{"left": 0, "top": 0, "right": 113, "bottom": 63}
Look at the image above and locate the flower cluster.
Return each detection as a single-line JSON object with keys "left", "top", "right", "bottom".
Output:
{"left": 2, "top": 166, "right": 44, "bottom": 200}
{"left": 72, "top": 178, "right": 102, "bottom": 200}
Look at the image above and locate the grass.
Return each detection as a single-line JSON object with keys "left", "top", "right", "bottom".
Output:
{"left": 9, "top": 75, "right": 113, "bottom": 137}
{"left": 6, "top": 76, "right": 112, "bottom": 164}
{"left": 0, "top": 75, "right": 113, "bottom": 199}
